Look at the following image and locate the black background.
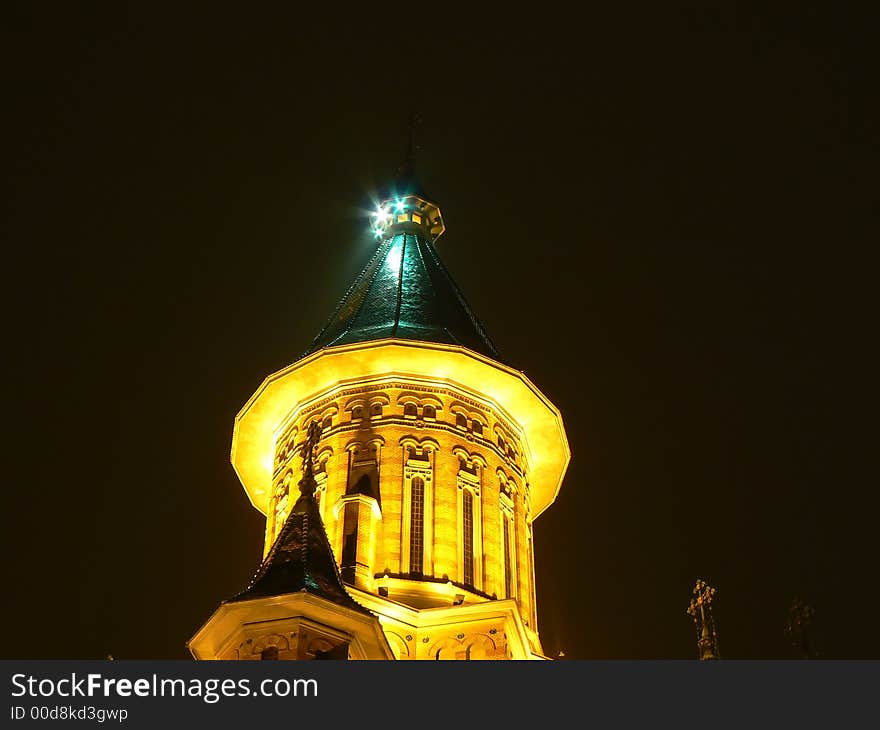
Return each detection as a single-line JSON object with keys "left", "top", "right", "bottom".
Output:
{"left": 3, "top": 5, "right": 877, "bottom": 659}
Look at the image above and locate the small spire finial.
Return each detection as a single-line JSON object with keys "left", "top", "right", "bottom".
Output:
{"left": 404, "top": 111, "right": 421, "bottom": 170}
{"left": 785, "top": 596, "right": 817, "bottom": 659}
{"left": 687, "top": 578, "right": 721, "bottom": 660}
{"left": 374, "top": 113, "right": 427, "bottom": 205}
{"left": 297, "top": 420, "right": 323, "bottom": 497}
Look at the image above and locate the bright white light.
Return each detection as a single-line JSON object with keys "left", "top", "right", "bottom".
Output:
{"left": 370, "top": 206, "right": 390, "bottom": 238}
{"left": 394, "top": 199, "right": 407, "bottom": 212}
{"left": 385, "top": 241, "right": 402, "bottom": 273}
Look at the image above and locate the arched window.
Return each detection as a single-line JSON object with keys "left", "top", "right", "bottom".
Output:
{"left": 472, "top": 421, "right": 482, "bottom": 435}
{"left": 497, "top": 434, "right": 505, "bottom": 449}
{"left": 503, "top": 517, "right": 513, "bottom": 599}
{"left": 462, "top": 489, "right": 475, "bottom": 587}
{"left": 322, "top": 416, "right": 332, "bottom": 431}
{"left": 456, "top": 413, "right": 467, "bottom": 429}
{"left": 352, "top": 406, "right": 363, "bottom": 420}
{"left": 260, "top": 646, "right": 279, "bottom": 660}
{"left": 340, "top": 502, "right": 359, "bottom": 584}
{"left": 404, "top": 402, "right": 418, "bottom": 418}
{"left": 370, "top": 403, "right": 383, "bottom": 418}
{"left": 409, "top": 477, "right": 424, "bottom": 575}
{"left": 422, "top": 405, "right": 436, "bottom": 420}
{"left": 350, "top": 473, "right": 375, "bottom": 499}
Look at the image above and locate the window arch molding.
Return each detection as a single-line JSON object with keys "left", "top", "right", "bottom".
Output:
{"left": 496, "top": 467, "right": 518, "bottom": 496}
{"left": 449, "top": 403, "right": 489, "bottom": 432}
{"left": 452, "top": 446, "right": 488, "bottom": 469}
{"left": 315, "top": 404, "right": 340, "bottom": 422}
{"left": 449, "top": 404, "right": 471, "bottom": 428}
{"left": 400, "top": 436, "right": 436, "bottom": 578}
{"left": 395, "top": 393, "right": 443, "bottom": 408}
{"left": 343, "top": 436, "right": 386, "bottom": 455}
{"left": 499, "top": 482, "right": 517, "bottom": 600}
{"left": 396, "top": 393, "right": 443, "bottom": 420}
{"left": 399, "top": 435, "right": 441, "bottom": 452}
{"left": 367, "top": 394, "right": 391, "bottom": 415}
{"left": 403, "top": 402, "right": 419, "bottom": 418}
{"left": 315, "top": 445, "right": 334, "bottom": 464}
{"left": 457, "top": 460, "right": 483, "bottom": 591}
{"left": 294, "top": 405, "right": 338, "bottom": 435}
{"left": 274, "top": 426, "right": 299, "bottom": 470}
{"left": 344, "top": 397, "right": 368, "bottom": 421}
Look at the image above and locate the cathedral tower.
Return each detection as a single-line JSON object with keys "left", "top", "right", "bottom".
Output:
{"left": 189, "top": 164, "right": 570, "bottom": 660}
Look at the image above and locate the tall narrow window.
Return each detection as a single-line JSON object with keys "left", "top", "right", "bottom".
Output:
{"left": 528, "top": 527, "right": 537, "bottom": 628}
{"left": 503, "top": 517, "right": 512, "bottom": 598}
{"left": 462, "top": 489, "right": 474, "bottom": 587}
{"left": 409, "top": 477, "right": 424, "bottom": 575}
{"left": 340, "top": 502, "right": 359, "bottom": 584}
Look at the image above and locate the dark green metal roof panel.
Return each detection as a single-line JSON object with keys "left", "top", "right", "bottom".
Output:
{"left": 303, "top": 232, "right": 499, "bottom": 361}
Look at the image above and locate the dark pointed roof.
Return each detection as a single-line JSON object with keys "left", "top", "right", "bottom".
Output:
{"left": 303, "top": 232, "right": 500, "bottom": 361}
{"left": 227, "top": 488, "right": 371, "bottom": 615}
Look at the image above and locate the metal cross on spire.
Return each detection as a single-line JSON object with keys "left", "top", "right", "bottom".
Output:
{"left": 297, "top": 420, "right": 323, "bottom": 497}
{"left": 388, "top": 111, "right": 427, "bottom": 201}
{"left": 785, "top": 596, "right": 817, "bottom": 659}
{"left": 687, "top": 579, "right": 721, "bottom": 660}
{"left": 404, "top": 111, "right": 421, "bottom": 168}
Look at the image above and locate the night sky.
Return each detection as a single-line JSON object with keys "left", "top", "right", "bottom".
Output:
{"left": 4, "top": 6, "right": 877, "bottom": 660}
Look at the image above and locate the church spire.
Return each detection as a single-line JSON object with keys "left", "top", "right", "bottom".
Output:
{"left": 192, "top": 143, "right": 570, "bottom": 661}
{"left": 300, "top": 140, "right": 500, "bottom": 362}
{"left": 227, "top": 420, "right": 371, "bottom": 615}
{"left": 393, "top": 111, "right": 424, "bottom": 198}
{"left": 296, "top": 420, "right": 322, "bottom": 498}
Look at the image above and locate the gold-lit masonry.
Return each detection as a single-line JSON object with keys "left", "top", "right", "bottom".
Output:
{"left": 189, "top": 174, "right": 570, "bottom": 660}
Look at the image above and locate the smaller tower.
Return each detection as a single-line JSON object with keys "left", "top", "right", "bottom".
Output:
{"left": 687, "top": 579, "right": 720, "bottom": 660}
{"left": 188, "top": 421, "right": 394, "bottom": 660}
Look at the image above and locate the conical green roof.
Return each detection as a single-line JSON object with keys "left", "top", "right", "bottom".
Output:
{"left": 227, "top": 490, "right": 371, "bottom": 614}
{"left": 304, "top": 232, "right": 499, "bottom": 360}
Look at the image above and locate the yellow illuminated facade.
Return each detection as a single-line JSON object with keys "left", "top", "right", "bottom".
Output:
{"left": 189, "top": 185, "right": 569, "bottom": 661}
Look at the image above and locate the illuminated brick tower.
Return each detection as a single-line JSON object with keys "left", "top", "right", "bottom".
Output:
{"left": 189, "top": 161, "right": 570, "bottom": 660}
